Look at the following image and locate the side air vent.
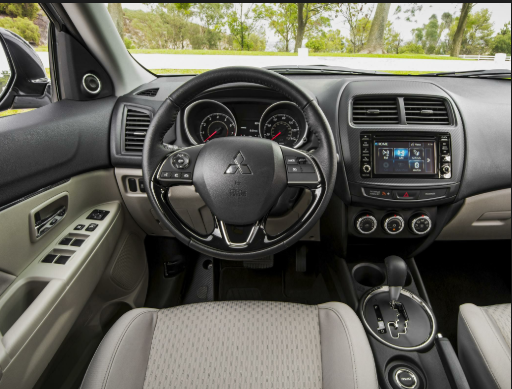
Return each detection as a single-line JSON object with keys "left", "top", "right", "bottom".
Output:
{"left": 352, "top": 97, "right": 399, "bottom": 124}
{"left": 136, "top": 88, "right": 159, "bottom": 97}
{"left": 404, "top": 98, "right": 450, "bottom": 125}
{"left": 123, "top": 108, "right": 151, "bottom": 153}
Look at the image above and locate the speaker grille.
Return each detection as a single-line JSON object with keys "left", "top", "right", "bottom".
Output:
{"left": 110, "top": 233, "right": 145, "bottom": 291}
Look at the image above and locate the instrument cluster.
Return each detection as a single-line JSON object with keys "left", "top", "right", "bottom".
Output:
{"left": 184, "top": 100, "right": 308, "bottom": 148}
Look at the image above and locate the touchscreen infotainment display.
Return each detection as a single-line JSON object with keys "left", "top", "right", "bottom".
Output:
{"left": 374, "top": 140, "right": 436, "bottom": 175}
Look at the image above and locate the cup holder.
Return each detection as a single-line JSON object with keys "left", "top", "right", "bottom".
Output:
{"left": 353, "top": 264, "right": 386, "bottom": 288}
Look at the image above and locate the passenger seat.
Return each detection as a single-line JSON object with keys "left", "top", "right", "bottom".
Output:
{"left": 458, "top": 303, "right": 511, "bottom": 389}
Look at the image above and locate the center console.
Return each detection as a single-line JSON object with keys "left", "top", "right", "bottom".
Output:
{"left": 337, "top": 80, "right": 466, "bottom": 244}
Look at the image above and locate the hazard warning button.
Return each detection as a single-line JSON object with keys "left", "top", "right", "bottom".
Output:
{"left": 394, "top": 190, "right": 420, "bottom": 200}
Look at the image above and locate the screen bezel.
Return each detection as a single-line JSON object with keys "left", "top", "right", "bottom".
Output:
{"left": 372, "top": 137, "right": 438, "bottom": 178}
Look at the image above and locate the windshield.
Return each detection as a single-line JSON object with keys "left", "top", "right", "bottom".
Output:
{"left": 99, "top": 3, "right": 511, "bottom": 76}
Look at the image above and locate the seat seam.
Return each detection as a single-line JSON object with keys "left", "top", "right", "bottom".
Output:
{"left": 316, "top": 306, "right": 324, "bottom": 389}
{"left": 319, "top": 306, "right": 358, "bottom": 389}
{"left": 480, "top": 307, "right": 511, "bottom": 361}
{"left": 101, "top": 310, "right": 156, "bottom": 389}
{"left": 141, "top": 309, "right": 160, "bottom": 388}
{"left": 461, "top": 311, "right": 501, "bottom": 389}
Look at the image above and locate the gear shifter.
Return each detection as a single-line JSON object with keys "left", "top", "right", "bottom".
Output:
{"left": 385, "top": 255, "right": 408, "bottom": 304}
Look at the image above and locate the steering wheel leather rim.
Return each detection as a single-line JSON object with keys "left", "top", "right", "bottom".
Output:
{"left": 142, "top": 66, "right": 337, "bottom": 260}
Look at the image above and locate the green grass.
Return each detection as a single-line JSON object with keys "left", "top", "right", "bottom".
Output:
{"left": 0, "top": 109, "right": 34, "bottom": 118}
{"left": 35, "top": 47, "right": 464, "bottom": 60}
{"left": 151, "top": 69, "right": 439, "bottom": 76}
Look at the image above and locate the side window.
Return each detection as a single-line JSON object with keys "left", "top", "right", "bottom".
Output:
{"left": 0, "top": 3, "right": 51, "bottom": 117}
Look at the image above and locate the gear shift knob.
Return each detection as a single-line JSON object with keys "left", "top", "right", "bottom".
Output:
{"left": 385, "top": 255, "right": 408, "bottom": 303}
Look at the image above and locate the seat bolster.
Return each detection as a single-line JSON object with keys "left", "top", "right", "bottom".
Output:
{"left": 318, "top": 302, "right": 378, "bottom": 389}
{"left": 458, "top": 303, "right": 511, "bottom": 389}
{"left": 81, "top": 308, "right": 158, "bottom": 389}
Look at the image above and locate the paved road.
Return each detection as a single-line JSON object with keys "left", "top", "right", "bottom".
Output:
{"left": 37, "top": 52, "right": 511, "bottom": 72}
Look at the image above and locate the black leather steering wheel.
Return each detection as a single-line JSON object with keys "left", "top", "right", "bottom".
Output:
{"left": 142, "top": 66, "right": 337, "bottom": 260}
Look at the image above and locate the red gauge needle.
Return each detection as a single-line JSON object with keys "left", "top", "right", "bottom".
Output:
{"left": 204, "top": 131, "right": 218, "bottom": 142}
{"left": 271, "top": 132, "right": 282, "bottom": 141}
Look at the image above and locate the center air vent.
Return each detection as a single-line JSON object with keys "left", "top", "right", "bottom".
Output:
{"left": 136, "top": 88, "right": 159, "bottom": 97}
{"left": 404, "top": 97, "right": 450, "bottom": 125}
{"left": 123, "top": 108, "right": 151, "bottom": 153}
{"left": 352, "top": 97, "right": 399, "bottom": 124}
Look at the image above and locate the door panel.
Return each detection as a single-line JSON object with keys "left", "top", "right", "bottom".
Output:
{"left": 0, "top": 169, "right": 145, "bottom": 389}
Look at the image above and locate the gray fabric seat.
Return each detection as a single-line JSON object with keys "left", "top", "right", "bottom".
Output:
{"left": 81, "top": 301, "right": 378, "bottom": 389}
{"left": 458, "top": 303, "right": 511, "bottom": 389}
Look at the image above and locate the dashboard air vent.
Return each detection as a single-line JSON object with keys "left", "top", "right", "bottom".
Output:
{"left": 352, "top": 97, "right": 399, "bottom": 124}
{"left": 136, "top": 88, "right": 159, "bottom": 97}
{"left": 124, "top": 108, "right": 151, "bottom": 153}
{"left": 404, "top": 98, "right": 450, "bottom": 125}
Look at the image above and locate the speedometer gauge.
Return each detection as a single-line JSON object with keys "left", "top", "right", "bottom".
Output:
{"left": 200, "top": 113, "right": 236, "bottom": 142}
{"left": 259, "top": 101, "right": 307, "bottom": 148}
{"left": 262, "top": 114, "right": 300, "bottom": 147}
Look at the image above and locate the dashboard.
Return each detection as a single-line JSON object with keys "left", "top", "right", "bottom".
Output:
{"left": 183, "top": 99, "right": 308, "bottom": 148}
{"left": 109, "top": 73, "right": 511, "bottom": 250}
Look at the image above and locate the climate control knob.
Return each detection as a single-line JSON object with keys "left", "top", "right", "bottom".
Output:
{"left": 410, "top": 214, "right": 432, "bottom": 235}
{"left": 355, "top": 214, "right": 378, "bottom": 234}
{"left": 383, "top": 214, "right": 405, "bottom": 235}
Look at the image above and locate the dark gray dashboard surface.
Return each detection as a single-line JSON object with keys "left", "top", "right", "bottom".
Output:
{"left": 113, "top": 74, "right": 511, "bottom": 201}
{"left": 0, "top": 98, "right": 116, "bottom": 207}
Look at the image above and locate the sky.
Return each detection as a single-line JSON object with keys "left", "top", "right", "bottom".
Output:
{"left": 113, "top": 3, "right": 511, "bottom": 51}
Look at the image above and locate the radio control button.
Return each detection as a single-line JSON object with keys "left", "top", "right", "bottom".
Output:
{"left": 394, "top": 190, "right": 419, "bottom": 200}
{"left": 362, "top": 165, "right": 371, "bottom": 173}
{"left": 441, "top": 164, "right": 451, "bottom": 175}
{"left": 420, "top": 189, "right": 448, "bottom": 200}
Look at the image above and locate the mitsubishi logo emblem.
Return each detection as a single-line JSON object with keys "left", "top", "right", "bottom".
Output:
{"left": 225, "top": 152, "right": 252, "bottom": 174}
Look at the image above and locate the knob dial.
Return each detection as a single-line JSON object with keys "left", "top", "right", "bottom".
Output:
{"left": 355, "top": 214, "right": 377, "bottom": 234}
{"left": 362, "top": 164, "right": 371, "bottom": 173}
{"left": 410, "top": 214, "right": 432, "bottom": 235}
{"left": 383, "top": 214, "right": 405, "bottom": 235}
{"left": 441, "top": 164, "right": 451, "bottom": 175}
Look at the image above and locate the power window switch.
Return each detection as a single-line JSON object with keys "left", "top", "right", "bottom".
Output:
{"left": 42, "top": 254, "right": 57, "bottom": 263}
{"left": 86, "top": 223, "right": 98, "bottom": 232}
{"left": 55, "top": 255, "right": 71, "bottom": 265}
{"left": 74, "top": 224, "right": 85, "bottom": 231}
{"left": 71, "top": 239, "right": 85, "bottom": 247}
{"left": 59, "top": 237, "right": 73, "bottom": 245}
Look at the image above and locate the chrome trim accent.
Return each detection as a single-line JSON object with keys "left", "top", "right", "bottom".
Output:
{"left": 82, "top": 73, "right": 101, "bottom": 94}
{"left": 184, "top": 99, "right": 237, "bottom": 145}
{"left": 259, "top": 101, "right": 308, "bottom": 149}
{"left": 410, "top": 215, "right": 432, "bottom": 235}
{"left": 219, "top": 220, "right": 260, "bottom": 249}
{"left": 384, "top": 215, "right": 405, "bottom": 234}
{"left": 394, "top": 368, "right": 418, "bottom": 389}
{"left": 388, "top": 302, "right": 409, "bottom": 339}
{"left": 356, "top": 215, "right": 377, "bottom": 234}
{"left": 360, "top": 286, "right": 437, "bottom": 352}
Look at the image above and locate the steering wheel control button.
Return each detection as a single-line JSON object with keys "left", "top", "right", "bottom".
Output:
{"left": 410, "top": 215, "right": 432, "bottom": 235}
{"left": 394, "top": 368, "right": 418, "bottom": 389}
{"left": 383, "top": 214, "right": 405, "bottom": 234}
{"left": 285, "top": 156, "right": 298, "bottom": 164}
{"left": 74, "top": 224, "right": 85, "bottom": 231}
{"left": 87, "top": 210, "right": 110, "bottom": 220}
{"left": 182, "top": 172, "right": 192, "bottom": 179}
{"left": 171, "top": 172, "right": 182, "bottom": 179}
{"left": 171, "top": 153, "right": 190, "bottom": 169}
{"left": 356, "top": 214, "right": 378, "bottom": 234}
{"left": 86, "top": 223, "right": 98, "bottom": 232}
{"left": 394, "top": 190, "right": 419, "bottom": 200}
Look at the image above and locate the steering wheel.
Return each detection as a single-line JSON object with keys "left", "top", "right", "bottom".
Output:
{"left": 142, "top": 67, "right": 337, "bottom": 260}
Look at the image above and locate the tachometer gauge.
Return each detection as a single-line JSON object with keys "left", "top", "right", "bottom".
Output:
{"left": 262, "top": 114, "right": 300, "bottom": 147}
{"left": 200, "top": 113, "right": 236, "bottom": 142}
{"left": 259, "top": 101, "right": 307, "bottom": 148}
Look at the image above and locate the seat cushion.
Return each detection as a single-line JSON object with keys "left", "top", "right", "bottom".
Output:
{"left": 81, "top": 301, "right": 378, "bottom": 389}
{"left": 458, "top": 303, "right": 511, "bottom": 389}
